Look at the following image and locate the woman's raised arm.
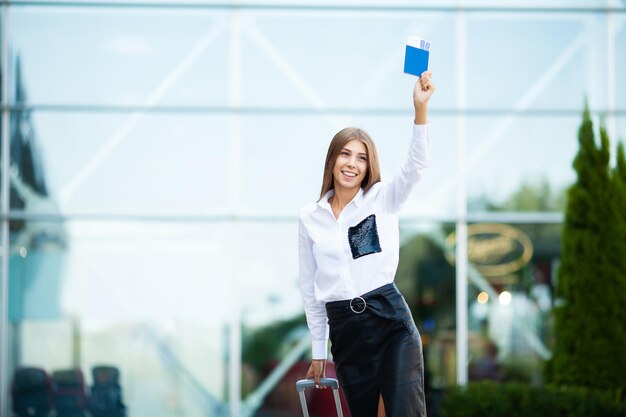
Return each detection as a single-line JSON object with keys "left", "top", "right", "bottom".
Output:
{"left": 381, "top": 72, "right": 436, "bottom": 213}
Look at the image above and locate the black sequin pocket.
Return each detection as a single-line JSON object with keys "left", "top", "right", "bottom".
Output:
{"left": 348, "top": 214, "right": 382, "bottom": 260}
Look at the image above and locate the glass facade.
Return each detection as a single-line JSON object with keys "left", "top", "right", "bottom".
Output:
{"left": 1, "top": 1, "right": 625, "bottom": 417}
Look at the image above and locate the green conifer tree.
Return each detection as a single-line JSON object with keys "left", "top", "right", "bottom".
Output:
{"left": 547, "top": 107, "right": 626, "bottom": 392}
{"left": 609, "top": 142, "right": 626, "bottom": 381}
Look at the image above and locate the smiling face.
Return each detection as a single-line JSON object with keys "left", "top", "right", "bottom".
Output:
{"left": 332, "top": 139, "right": 368, "bottom": 192}
{"left": 319, "top": 127, "right": 381, "bottom": 201}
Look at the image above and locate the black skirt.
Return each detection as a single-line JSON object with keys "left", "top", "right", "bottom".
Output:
{"left": 325, "top": 283, "right": 426, "bottom": 417}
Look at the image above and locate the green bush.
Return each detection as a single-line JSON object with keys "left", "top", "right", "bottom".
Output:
{"left": 546, "top": 105, "right": 626, "bottom": 391}
{"left": 441, "top": 382, "right": 626, "bottom": 417}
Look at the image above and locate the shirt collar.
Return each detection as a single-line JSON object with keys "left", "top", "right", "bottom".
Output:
{"left": 317, "top": 189, "right": 333, "bottom": 209}
{"left": 353, "top": 187, "right": 364, "bottom": 207}
{"left": 317, "top": 187, "right": 364, "bottom": 209}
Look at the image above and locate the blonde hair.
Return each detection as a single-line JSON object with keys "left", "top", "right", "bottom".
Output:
{"left": 318, "top": 127, "right": 381, "bottom": 200}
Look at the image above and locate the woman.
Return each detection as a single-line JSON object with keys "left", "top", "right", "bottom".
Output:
{"left": 298, "top": 72, "right": 435, "bottom": 417}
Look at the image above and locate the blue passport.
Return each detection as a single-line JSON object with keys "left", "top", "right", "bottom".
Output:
{"left": 404, "top": 36, "right": 430, "bottom": 77}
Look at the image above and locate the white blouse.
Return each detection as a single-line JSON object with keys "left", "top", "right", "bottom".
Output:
{"left": 298, "top": 123, "right": 430, "bottom": 359}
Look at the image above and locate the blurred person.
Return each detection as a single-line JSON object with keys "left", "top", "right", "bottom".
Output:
{"left": 469, "top": 339, "right": 503, "bottom": 382}
{"left": 298, "top": 72, "right": 435, "bottom": 417}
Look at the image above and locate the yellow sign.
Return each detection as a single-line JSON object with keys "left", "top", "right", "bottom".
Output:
{"left": 445, "top": 224, "right": 533, "bottom": 277}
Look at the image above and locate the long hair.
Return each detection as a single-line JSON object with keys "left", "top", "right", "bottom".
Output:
{"left": 318, "top": 127, "right": 381, "bottom": 200}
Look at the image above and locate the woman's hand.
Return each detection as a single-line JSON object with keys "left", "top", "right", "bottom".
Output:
{"left": 306, "top": 359, "right": 327, "bottom": 389}
{"left": 413, "top": 71, "right": 435, "bottom": 106}
{"left": 413, "top": 71, "right": 435, "bottom": 124}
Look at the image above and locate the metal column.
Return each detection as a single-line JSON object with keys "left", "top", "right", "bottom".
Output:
{"left": 455, "top": 8, "right": 468, "bottom": 387}
{"left": 1, "top": 1, "right": 11, "bottom": 414}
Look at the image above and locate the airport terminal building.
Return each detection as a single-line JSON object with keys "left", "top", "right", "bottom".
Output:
{"left": 1, "top": 1, "right": 625, "bottom": 416}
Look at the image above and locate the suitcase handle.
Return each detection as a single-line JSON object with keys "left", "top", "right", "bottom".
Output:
{"left": 295, "top": 378, "right": 343, "bottom": 417}
{"left": 295, "top": 378, "right": 339, "bottom": 391}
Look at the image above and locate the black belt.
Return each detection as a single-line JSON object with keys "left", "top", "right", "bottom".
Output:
{"left": 325, "top": 283, "right": 402, "bottom": 319}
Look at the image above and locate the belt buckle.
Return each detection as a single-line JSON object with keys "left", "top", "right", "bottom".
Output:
{"left": 349, "top": 296, "right": 367, "bottom": 314}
